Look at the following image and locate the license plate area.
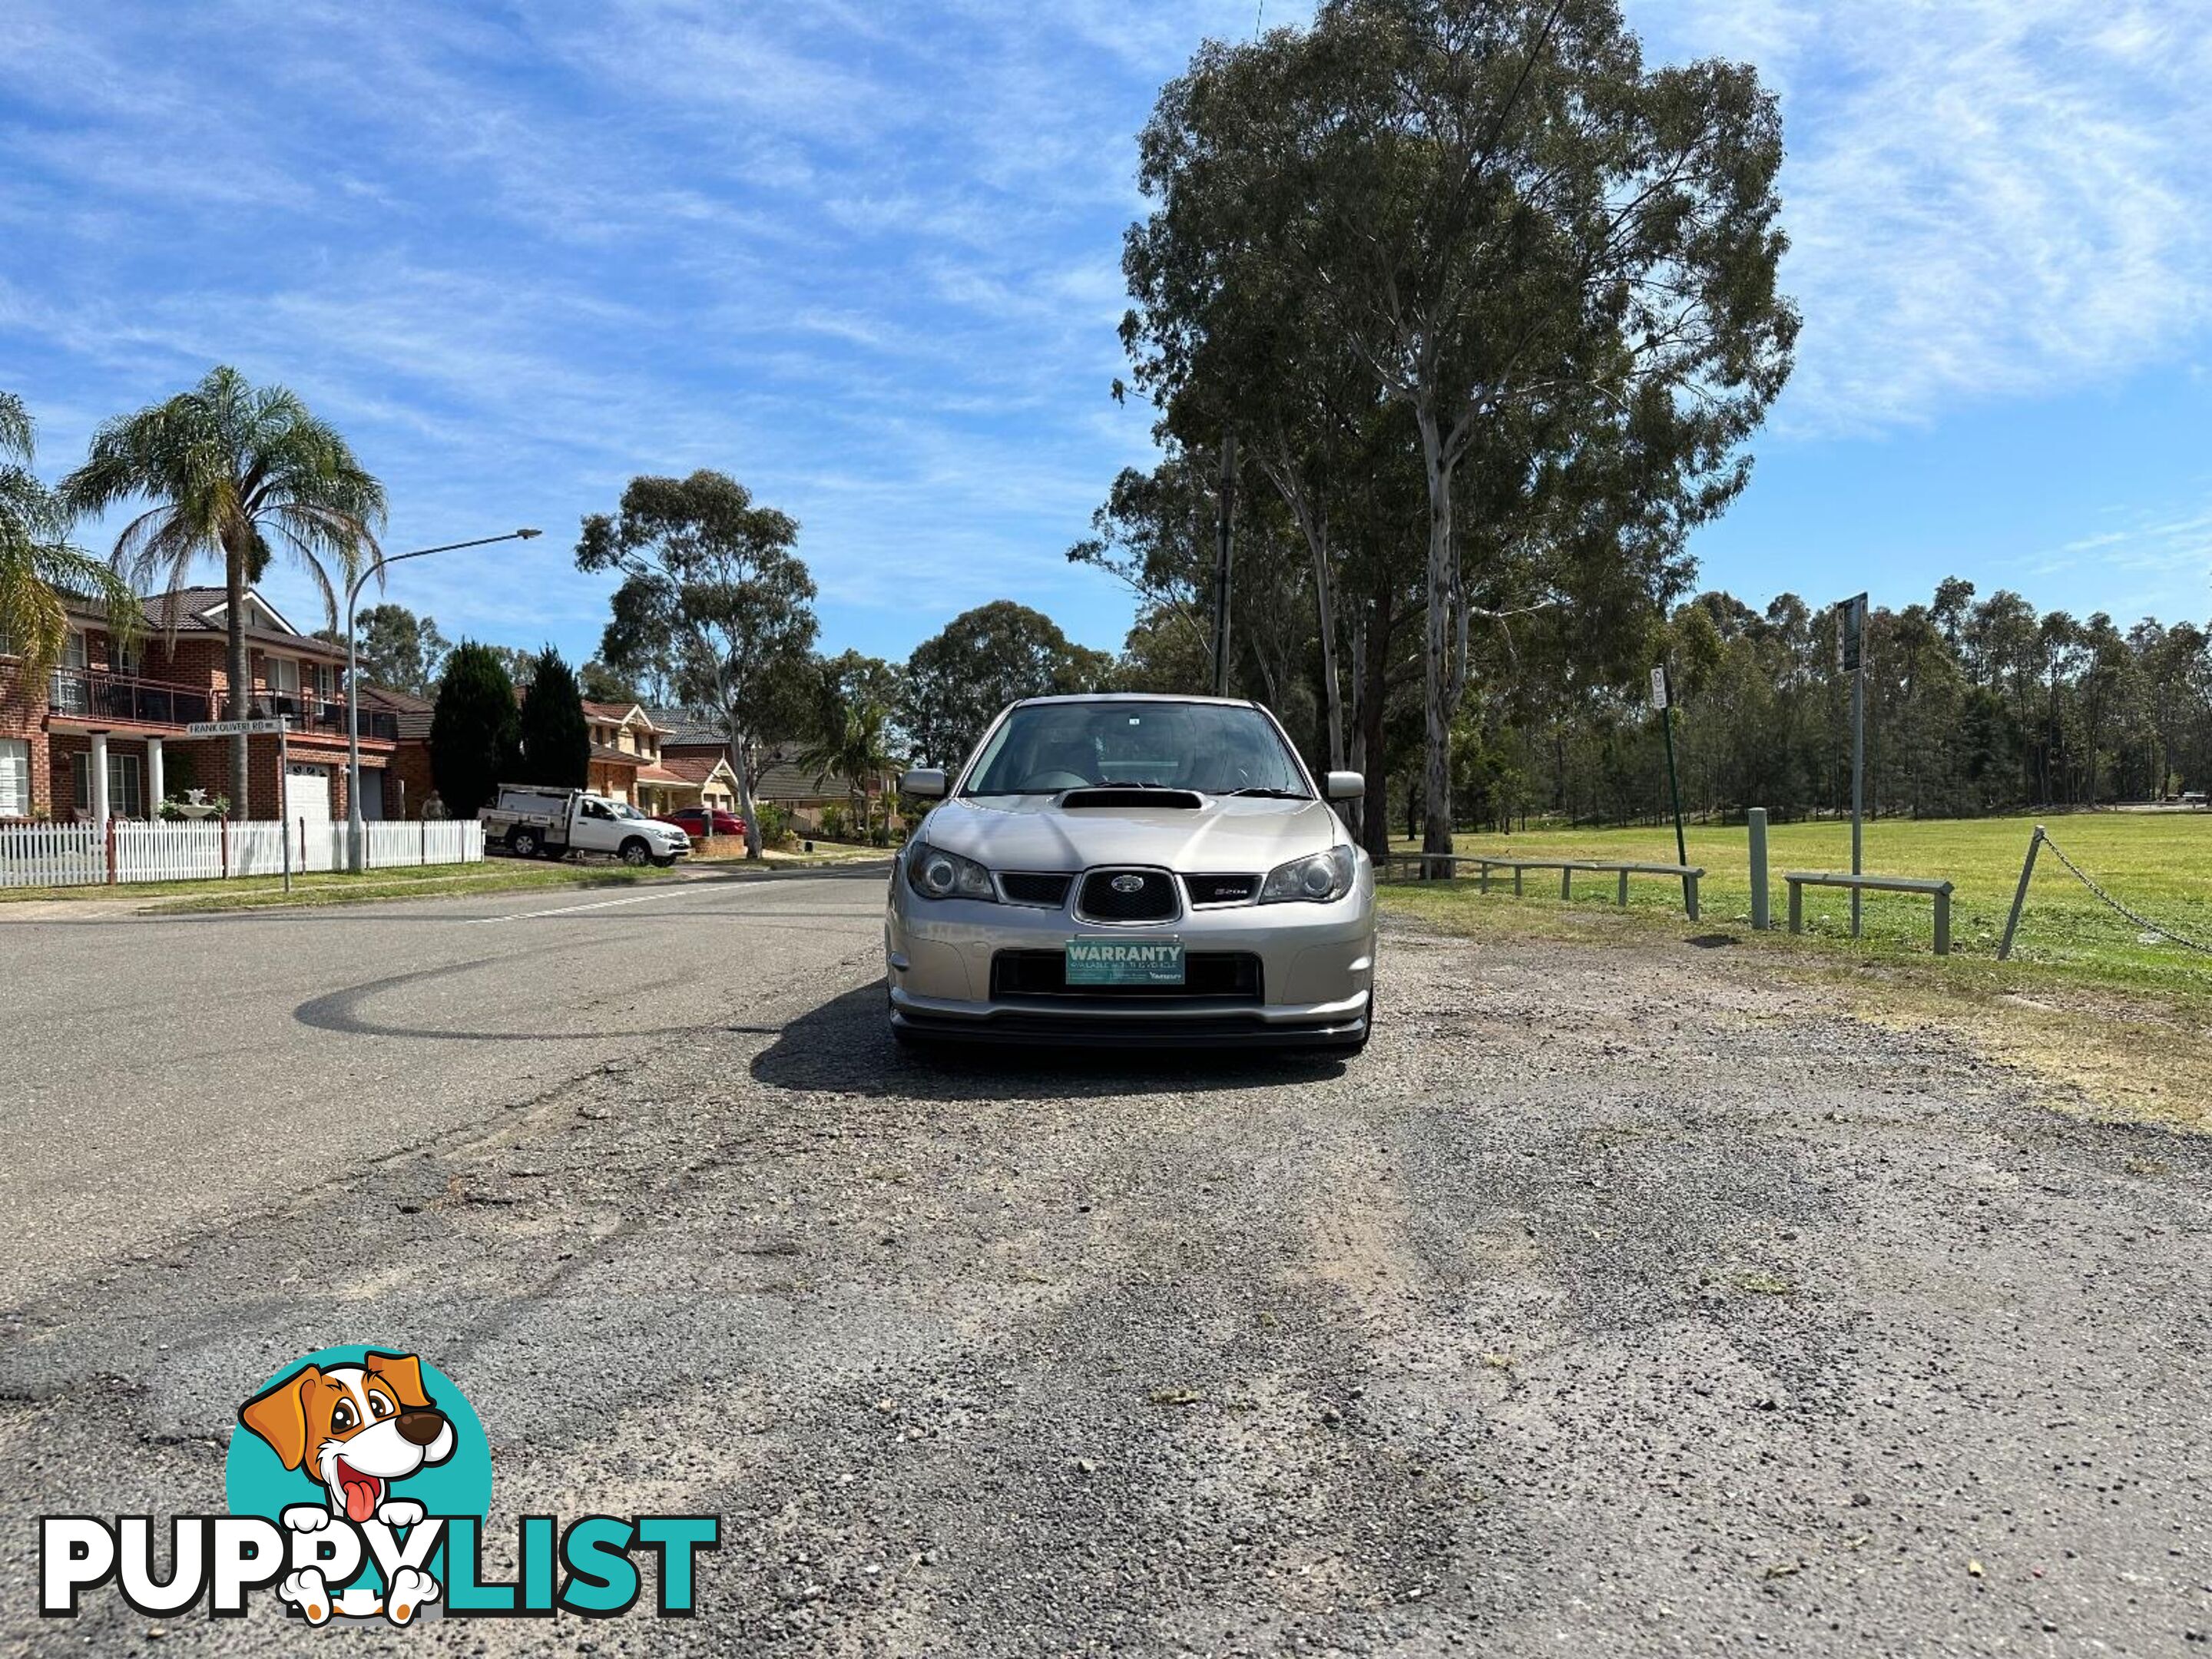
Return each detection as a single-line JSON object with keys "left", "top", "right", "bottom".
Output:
{"left": 1065, "top": 937, "right": 1185, "bottom": 986}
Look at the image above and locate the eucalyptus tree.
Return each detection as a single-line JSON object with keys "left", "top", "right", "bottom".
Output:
{"left": 577, "top": 470, "right": 818, "bottom": 859}
{"left": 899, "top": 601, "right": 1111, "bottom": 770}
{"left": 1128, "top": 0, "right": 1796, "bottom": 853}
{"left": 0, "top": 391, "right": 138, "bottom": 679}
{"left": 63, "top": 366, "right": 386, "bottom": 813}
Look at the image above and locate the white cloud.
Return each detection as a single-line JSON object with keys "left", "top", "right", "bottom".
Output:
{"left": 1637, "top": 0, "right": 2212, "bottom": 432}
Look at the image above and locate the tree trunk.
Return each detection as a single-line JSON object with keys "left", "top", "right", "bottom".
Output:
{"left": 727, "top": 714, "right": 763, "bottom": 860}
{"left": 1270, "top": 435, "right": 1347, "bottom": 777}
{"left": 1415, "top": 406, "right": 1455, "bottom": 856}
{"left": 224, "top": 532, "right": 250, "bottom": 816}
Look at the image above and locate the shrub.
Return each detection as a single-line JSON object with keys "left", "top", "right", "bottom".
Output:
{"left": 515, "top": 646, "right": 590, "bottom": 788}
{"left": 754, "top": 801, "right": 796, "bottom": 849}
{"left": 430, "top": 642, "right": 522, "bottom": 817}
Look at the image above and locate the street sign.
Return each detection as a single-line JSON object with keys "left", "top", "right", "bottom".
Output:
{"left": 1837, "top": 592, "right": 1868, "bottom": 674}
{"left": 185, "top": 719, "right": 286, "bottom": 737}
{"left": 1649, "top": 665, "right": 1669, "bottom": 710}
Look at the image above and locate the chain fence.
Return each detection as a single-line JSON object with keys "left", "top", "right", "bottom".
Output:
{"left": 2036, "top": 828, "right": 2212, "bottom": 957}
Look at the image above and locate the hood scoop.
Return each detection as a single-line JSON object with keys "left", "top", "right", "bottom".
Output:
{"left": 1058, "top": 787, "right": 1205, "bottom": 810}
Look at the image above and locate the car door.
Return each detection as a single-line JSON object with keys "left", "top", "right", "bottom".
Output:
{"left": 572, "top": 798, "right": 620, "bottom": 853}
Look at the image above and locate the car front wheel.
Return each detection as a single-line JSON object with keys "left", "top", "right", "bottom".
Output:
{"left": 619, "top": 837, "right": 652, "bottom": 867}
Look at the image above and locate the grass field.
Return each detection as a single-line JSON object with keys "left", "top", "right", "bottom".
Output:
{"left": 1384, "top": 811, "right": 2212, "bottom": 1000}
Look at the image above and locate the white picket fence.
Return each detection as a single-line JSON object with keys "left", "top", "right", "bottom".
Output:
{"left": 0, "top": 818, "right": 484, "bottom": 889}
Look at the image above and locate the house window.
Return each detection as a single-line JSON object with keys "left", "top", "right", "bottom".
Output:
{"left": 266, "top": 657, "right": 300, "bottom": 695}
{"left": 71, "top": 751, "right": 145, "bottom": 820}
{"left": 112, "top": 635, "right": 141, "bottom": 677}
{"left": 311, "top": 663, "right": 335, "bottom": 700}
{"left": 0, "top": 740, "right": 29, "bottom": 817}
{"left": 62, "top": 631, "right": 88, "bottom": 671}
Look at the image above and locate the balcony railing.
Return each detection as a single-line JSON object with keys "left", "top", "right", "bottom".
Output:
{"left": 48, "top": 669, "right": 214, "bottom": 728}
{"left": 45, "top": 672, "right": 400, "bottom": 741}
{"left": 251, "top": 692, "right": 400, "bottom": 743}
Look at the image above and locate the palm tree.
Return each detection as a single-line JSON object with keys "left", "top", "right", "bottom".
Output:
{"left": 0, "top": 391, "right": 139, "bottom": 680}
{"left": 797, "top": 694, "right": 897, "bottom": 843}
{"left": 62, "top": 367, "right": 386, "bottom": 813}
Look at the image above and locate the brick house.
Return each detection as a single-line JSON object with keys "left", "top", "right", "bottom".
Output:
{"left": 654, "top": 714, "right": 890, "bottom": 833}
{"left": 353, "top": 684, "right": 437, "bottom": 820}
{"left": 580, "top": 700, "right": 725, "bottom": 816}
{"left": 0, "top": 587, "right": 399, "bottom": 824}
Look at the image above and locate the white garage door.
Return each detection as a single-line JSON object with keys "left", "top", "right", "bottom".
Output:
{"left": 285, "top": 765, "right": 333, "bottom": 870}
{"left": 284, "top": 763, "right": 331, "bottom": 823}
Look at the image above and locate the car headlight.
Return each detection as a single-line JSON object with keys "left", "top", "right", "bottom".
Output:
{"left": 906, "top": 842, "right": 996, "bottom": 902}
{"left": 1260, "top": 845, "right": 1356, "bottom": 904}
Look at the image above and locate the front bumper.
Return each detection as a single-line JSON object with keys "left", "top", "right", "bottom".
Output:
{"left": 885, "top": 876, "right": 1375, "bottom": 1048}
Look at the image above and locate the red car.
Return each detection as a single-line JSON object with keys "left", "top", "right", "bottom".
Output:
{"left": 654, "top": 806, "right": 748, "bottom": 837}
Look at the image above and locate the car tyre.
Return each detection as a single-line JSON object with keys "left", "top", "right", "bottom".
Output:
{"left": 508, "top": 827, "right": 541, "bottom": 859}
{"left": 618, "top": 837, "right": 652, "bottom": 867}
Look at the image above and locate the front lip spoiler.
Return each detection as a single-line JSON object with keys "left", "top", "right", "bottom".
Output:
{"left": 890, "top": 1005, "right": 1366, "bottom": 1050}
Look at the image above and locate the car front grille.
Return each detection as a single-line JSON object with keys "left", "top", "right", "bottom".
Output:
{"left": 1076, "top": 868, "right": 1179, "bottom": 922}
{"left": 990, "top": 950, "right": 1263, "bottom": 1002}
{"left": 1184, "top": 873, "right": 1258, "bottom": 906}
{"left": 1000, "top": 873, "right": 1075, "bottom": 907}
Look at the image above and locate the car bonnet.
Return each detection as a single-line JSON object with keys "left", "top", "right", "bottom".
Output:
{"left": 918, "top": 793, "right": 1343, "bottom": 873}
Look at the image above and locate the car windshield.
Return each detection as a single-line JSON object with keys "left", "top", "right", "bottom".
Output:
{"left": 962, "top": 701, "right": 1310, "bottom": 797}
{"left": 608, "top": 802, "right": 644, "bottom": 820}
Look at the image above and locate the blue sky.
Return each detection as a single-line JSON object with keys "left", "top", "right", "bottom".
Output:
{"left": 3, "top": 0, "right": 2208, "bottom": 672}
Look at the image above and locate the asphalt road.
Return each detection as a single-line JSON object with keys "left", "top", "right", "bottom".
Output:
{"left": 0, "top": 868, "right": 887, "bottom": 1305}
{"left": 4, "top": 881, "right": 2210, "bottom": 1656}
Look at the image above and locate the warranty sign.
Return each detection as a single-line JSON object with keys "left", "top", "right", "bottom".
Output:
{"left": 1066, "top": 938, "right": 1185, "bottom": 985}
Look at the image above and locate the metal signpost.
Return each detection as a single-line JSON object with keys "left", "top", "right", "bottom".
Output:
{"left": 1652, "top": 664, "right": 1690, "bottom": 911}
{"left": 1837, "top": 593, "right": 1869, "bottom": 936}
{"left": 187, "top": 718, "right": 292, "bottom": 892}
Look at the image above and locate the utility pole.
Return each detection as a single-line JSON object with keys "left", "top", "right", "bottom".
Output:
{"left": 1210, "top": 432, "right": 1237, "bottom": 698}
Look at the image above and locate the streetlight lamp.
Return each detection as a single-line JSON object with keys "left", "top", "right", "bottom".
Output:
{"left": 346, "top": 528, "right": 542, "bottom": 872}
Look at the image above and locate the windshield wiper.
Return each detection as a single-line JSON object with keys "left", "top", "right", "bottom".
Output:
{"left": 1224, "top": 787, "right": 1311, "bottom": 800}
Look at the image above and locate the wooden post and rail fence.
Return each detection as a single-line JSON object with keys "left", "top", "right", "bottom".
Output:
{"left": 1379, "top": 851, "right": 1704, "bottom": 921}
{"left": 1380, "top": 808, "right": 1964, "bottom": 957}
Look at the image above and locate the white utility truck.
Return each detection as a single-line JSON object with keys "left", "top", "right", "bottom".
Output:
{"left": 480, "top": 785, "right": 691, "bottom": 866}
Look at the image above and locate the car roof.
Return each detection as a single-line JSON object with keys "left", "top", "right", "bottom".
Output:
{"left": 1007, "top": 693, "right": 1264, "bottom": 710}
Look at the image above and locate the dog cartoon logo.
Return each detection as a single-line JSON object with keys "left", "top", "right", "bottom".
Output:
{"left": 228, "top": 1346, "right": 491, "bottom": 1628}
{"left": 45, "top": 1346, "right": 714, "bottom": 1627}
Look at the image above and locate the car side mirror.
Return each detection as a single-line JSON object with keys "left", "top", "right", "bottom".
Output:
{"left": 1325, "top": 770, "right": 1364, "bottom": 802}
{"left": 902, "top": 768, "right": 948, "bottom": 800}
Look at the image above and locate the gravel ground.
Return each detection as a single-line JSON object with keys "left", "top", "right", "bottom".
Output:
{"left": 5, "top": 914, "right": 2210, "bottom": 1656}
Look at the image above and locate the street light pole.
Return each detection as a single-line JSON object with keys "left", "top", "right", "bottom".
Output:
{"left": 346, "top": 528, "right": 541, "bottom": 872}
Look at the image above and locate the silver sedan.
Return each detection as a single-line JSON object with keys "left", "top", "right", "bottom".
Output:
{"left": 885, "top": 694, "right": 1376, "bottom": 1052}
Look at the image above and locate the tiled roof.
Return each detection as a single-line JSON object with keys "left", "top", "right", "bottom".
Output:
{"left": 590, "top": 742, "right": 639, "bottom": 768}
{"left": 659, "top": 753, "right": 731, "bottom": 784}
{"left": 141, "top": 588, "right": 230, "bottom": 629}
{"left": 357, "top": 684, "right": 435, "bottom": 742}
{"left": 581, "top": 699, "right": 669, "bottom": 730}
{"left": 137, "top": 586, "right": 345, "bottom": 657}
{"left": 647, "top": 710, "right": 725, "bottom": 745}
{"left": 635, "top": 763, "right": 689, "bottom": 785}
